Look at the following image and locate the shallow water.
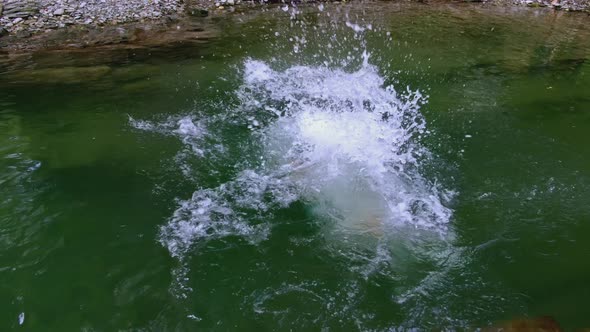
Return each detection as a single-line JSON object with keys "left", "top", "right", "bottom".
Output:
{"left": 1, "top": 3, "right": 590, "bottom": 330}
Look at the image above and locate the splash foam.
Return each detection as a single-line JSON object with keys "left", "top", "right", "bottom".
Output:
{"left": 132, "top": 58, "right": 455, "bottom": 304}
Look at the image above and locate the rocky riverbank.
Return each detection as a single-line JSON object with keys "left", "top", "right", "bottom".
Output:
{"left": 1, "top": 0, "right": 589, "bottom": 52}
{"left": 0, "top": 0, "right": 184, "bottom": 37}
{"left": 0, "top": 0, "right": 231, "bottom": 51}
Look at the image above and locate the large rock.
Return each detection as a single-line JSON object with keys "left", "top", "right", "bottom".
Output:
{"left": 2, "top": 0, "right": 40, "bottom": 19}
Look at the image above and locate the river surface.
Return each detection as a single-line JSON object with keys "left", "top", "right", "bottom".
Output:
{"left": 1, "top": 3, "right": 590, "bottom": 330}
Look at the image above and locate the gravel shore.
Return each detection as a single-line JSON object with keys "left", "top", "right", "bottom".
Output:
{"left": 0, "top": 0, "right": 185, "bottom": 36}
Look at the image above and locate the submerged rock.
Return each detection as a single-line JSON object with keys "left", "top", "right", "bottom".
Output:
{"left": 485, "top": 316, "right": 562, "bottom": 332}
{"left": 10, "top": 65, "right": 112, "bottom": 84}
{"left": 120, "top": 79, "right": 159, "bottom": 94}
{"left": 111, "top": 64, "right": 160, "bottom": 82}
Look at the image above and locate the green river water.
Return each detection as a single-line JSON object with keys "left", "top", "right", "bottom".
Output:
{"left": 1, "top": 3, "right": 590, "bottom": 330}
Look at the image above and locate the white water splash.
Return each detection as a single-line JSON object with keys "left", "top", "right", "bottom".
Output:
{"left": 345, "top": 21, "right": 373, "bottom": 33}
{"left": 129, "top": 115, "right": 207, "bottom": 156}
{"left": 138, "top": 57, "right": 454, "bottom": 246}
{"left": 160, "top": 169, "right": 298, "bottom": 259}
{"left": 147, "top": 58, "right": 456, "bottom": 302}
{"left": 240, "top": 59, "right": 453, "bottom": 233}
{"left": 128, "top": 24, "right": 458, "bottom": 308}
{"left": 129, "top": 115, "right": 221, "bottom": 179}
